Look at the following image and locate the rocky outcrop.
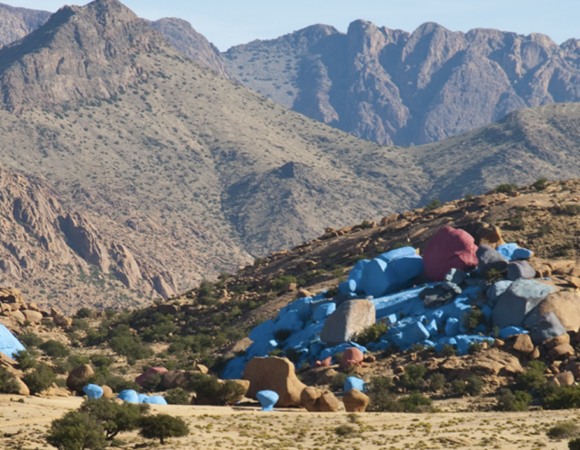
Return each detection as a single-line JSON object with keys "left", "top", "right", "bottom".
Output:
{"left": 111, "top": 243, "right": 142, "bottom": 288}
{"left": 0, "top": 3, "right": 50, "bottom": 46}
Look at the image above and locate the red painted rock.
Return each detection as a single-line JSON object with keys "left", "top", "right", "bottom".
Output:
{"left": 311, "top": 357, "right": 332, "bottom": 368}
{"left": 341, "top": 348, "right": 364, "bottom": 369}
{"left": 423, "top": 227, "right": 478, "bottom": 281}
{"left": 135, "top": 367, "right": 168, "bottom": 388}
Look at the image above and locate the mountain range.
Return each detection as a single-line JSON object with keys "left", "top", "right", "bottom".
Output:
{"left": 0, "top": 0, "right": 579, "bottom": 313}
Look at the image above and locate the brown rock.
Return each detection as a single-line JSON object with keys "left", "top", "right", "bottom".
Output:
{"left": 536, "top": 292, "right": 580, "bottom": 333}
{"left": 101, "top": 385, "right": 114, "bottom": 398}
{"left": 27, "top": 302, "right": 40, "bottom": 312}
{"left": 316, "top": 368, "right": 338, "bottom": 385}
{"left": 531, "top": 347, "right": 541, "bottom": 360}
{"left": 364, "top": 355, "right": 376, "bottom": 363}
{"left": 66, "top": 364, "right": 95, "bottom": 393}
{"left": 544, "top": 333, "right": 571, "bottom": 349}
{"left": 196, "top": 364, "right": 209, "bottom": 375}
{"left": 318, "top": 390, "right": 340, "bottom": 412}
{"left": 549, "top": 344, "right": 575, "bottom": 360}
{"left": 243, "top": 357, "right": 307, "bottom": 407}
{"left": 320, "top": 300, "right": 375, "bottom": 345}
{"left": 22, "top": 310, "right": 43, "bottom": 324}
{"left": 301, "top": 386, "right": 322, "bottom": 411}
{"left": 14, "top": 377, "right": 30, "bottom": 396}
{"left": 160, "top": 370, "right": 191, "bottom": 390}
{"left": 10, "top": 310, "right": 26, "bottom": 324}
{"left": 343, "top": 388, "right": 370, "bottom": 412}
{"left": 566, "top": 276, "right": 580, "bottom": 289}
{"left": 394, "top": 366, "right": 405, "bottom": 375}
{"left": 553, "top": 371, "right": 575, "bottom": 387}
{"left": 225, "top": 379, "right": 250, "bottom": 405}
{"left": 511, "top": 334, "right": 534, "bottom": 354}
{"left": 549, "top": 260, "right": 576, "bottom": 275}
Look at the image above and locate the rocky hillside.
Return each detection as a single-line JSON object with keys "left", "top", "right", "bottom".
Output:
{"left": 223, "top": 21, "right": 580, "bottom": 146}
{"left": 0, "top": 2, "right": 50, "bottom": 47}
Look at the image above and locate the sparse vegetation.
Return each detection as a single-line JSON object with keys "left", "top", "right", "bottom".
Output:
{"left": 495, "top": 183, "right": 518, "bottom": 193}
{"left": 355, "top": 322, "right": 389, "bottom": 346}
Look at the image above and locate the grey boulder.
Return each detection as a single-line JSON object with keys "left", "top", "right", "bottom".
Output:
{"left": 320, "top": 299, "right": 375, "bottom": 345}
{"left": 477, "top": 244, "right": 509, "bottom": 273}
{"left": 507, "top": 260, "right": 536, "bottom": 281}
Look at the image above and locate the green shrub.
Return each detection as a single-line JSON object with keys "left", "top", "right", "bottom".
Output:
{"left": 188, "top": 373, "right": 246, "bottom": 406}
{"left": 398, "top": 392, "right": 434, "bottom": 413}
{"left": 366, "top": 377, "right": 402, "bottom": 412}
{"left": 462, "top": 308, "right": 487, "bottom": 331}
{"left": 542, "top": 386, "right": 580, "bottom": 410}
{"left": 517, "top": 362, "right": 547, "bottom": 391}
{"left": 533, "top": 177, "right": 548, "bottom": 191}
{"left": 75, "top": 307, "right": 93, "bottom": 319}
{"left": 141, "top": 373, "right": 162, "bottom": 393}
{"left": 355, "top": 322, "right": 389, "bottom": 346}
{"left": 484, "top": 268, "right": 506, "bottom": 283}
{"left": 0, "top": 367, "right": 20, "bottom": 394}
{"left": 164, "top": 388, "right": 191, "bottom": 405}
{"left": 329, "top": 372, "right": 350, "bottom": 392}
{"left": 439, "top": 344, "right": 457, "bottom": 357}
{"left": 428, "top": 373, "right": 446, "bottom": 392}
{"left": 89, "top": 355, "right": 112, "bottom": 368}
{"left": 46, "top": 411, "right": 106, "bottom": 450}
{"left": 23, "top": 363, "right": 56, "bottom": 395}
{"left": 271, "top": 275, "right": 298, "bottom": 291}
{"left": 334, "top": 424, "right": 358, "bottom": 437}
{"left": 570, "top": 438, "right": 580, "bottom": 450}
{"left": 495, "top": 183, "right": 518, "bottom": 193}
{"left": 79, "top": 399, "right": 145, "bottom": 440}
{"left": 547, "top": 421, "right": 580, "bottom": 439}
{"left": 465, "top": 375, "right": 484, "bottom": 396}
{"left": 19, "top": 332, "right": 43, "bottom": 348}
{"left": 400, "top": 364, "right": 427, "bottom": 390}
{"left": 425, "top": 199, "right": 442, "bottom": 211}
{"left": 139, "top": 414, "right": 189, "bottom": 444}
{"left": 563, "top": 204, "right": 580, "bottom": 216}
{"left": 495, "top": 389, "right": 531, "bottom": 411}
{"left": 40, "top": 340, "right": 70, "bottom": 358}
{"left": 13, "top": 349, "right": 38, "bottom": 370}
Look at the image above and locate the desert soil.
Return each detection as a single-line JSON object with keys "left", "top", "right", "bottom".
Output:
{"left": 0, "top": 395, "right": 574, "bottom": 449}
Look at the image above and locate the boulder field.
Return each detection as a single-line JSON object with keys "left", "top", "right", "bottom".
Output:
{"left": 223, "top": 225, "right": 575, "bottom": 389}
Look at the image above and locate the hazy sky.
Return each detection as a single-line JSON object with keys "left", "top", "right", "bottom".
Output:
{"left": 6, "top": 0, "right": 579, "bottom": 51}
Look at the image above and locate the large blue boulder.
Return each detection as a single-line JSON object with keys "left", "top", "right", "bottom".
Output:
{"left": 278, "top": 297, "right": 313, "bottom": 322}
{"left": 249, "top": 320, "right": 276, "bottom": 343}
{"left": 385, "top": 254, "right": 424, "bottom": 292}
{"left": 348, "top": 259, "right": 370, "bottom": 292}
{"left": 434, "top": 336, "right": 457, "bottom": 352}
{"left": 497, "top": 243, "right": 533, "bottom": 261}
{"left": 498, "top": 326, "right": 528, "bottom": 339}
{"left": 372, "top": 286, "right": 429, "bottom": 321}
{"left": 378, "top": 247, "right": 417, "bottom": 263}
{"left": 344, "top": 376, "right": 365, "bottom": 392}
{"left": 222, "top": 356, "right": 247, "bottom": 380}
{"left": 118, "top": 390, "right": 139, "bottom": 403}
{"left": 486, "top": 281, "right": 513, "bottom": 308}
{"left": 339, "top": 280, "right": 357, "bottom": 295}
{"left": 246, "top": 339, "right": 278, "bottom": 358}
{"left": 284, "top": 322, "right": 324, "bottom": 350}
{"left": 143, "top": 396, "right": 168, "bottom": 405}
{"left": 445, "top": 318, "right": 460, "bottom": 336}
{"left": 138, "top": 394, "right": 149, "bottom": 403}
{"left": 389, "top": 321, "right": 430, "bottom": 348}
{"left": 313, "top": 303, "right": 336, "bottom": 322}
{"left": 0, "top": 324, "right": 25, "bottom": 359}
{"left": 360, "top": 258, "right": 389, "bottom": 298}
{"left": 275, "top": 311, "right": 303, "bottom": 333}
{"left": 83, "top": 384, "right": 103, "bottom": 400}
{"left": 257, "top": 390, "right": 279, "bottom": 411}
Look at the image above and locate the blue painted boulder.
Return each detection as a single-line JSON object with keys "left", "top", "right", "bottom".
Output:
{"left": 344, "top": 376, "right": 365, "bottom": 392}
{"left": 498, "top": 326, "right": 528, "bottom": 339}
{"left": 348, "top": 260, "right": 370, "bottom": 293}
{"left": 313, "top": 303, "right": 336, "bottom": 322}
{"left": 275, "top": 311, "right": 303, "bottom": 333}
{"left": 143, "top": 396, "right": 168, "bottom": 405}
{"left": 138, "top": 393, "right": 149, "bottom": 403}
{"left": 249, "top": 320, "right": 276, "bottom": 343}
{"left": 360, "top": 258, "right": 389, "bottom": 298}
{"left": 117, "top": 390, "right": 139, "bottom": 404}
{"left": 83, "top": 384, "right": 103, "bottom": 400}
{"left": 0, "top": 324, "right": 25, "bottom": 359}
{"left": 339, "top": 280, "right": 357, "bottom": 295}
{"left": 497, "top": 243, "right": 533, "bottom": 261}
{"left": 257, "top": 390, "right": 279, "bottom": 411}
{"left": 445, "top": 318, "right": 460, "bottom": 336}
{"left": 486, "top": 280, "right": 513, "bottom": 308}
{"left": 222, "top": 356, "right": 247, "bottom": 380}
{"left": 389, "top": 321, "right": 430, "bottom": 348}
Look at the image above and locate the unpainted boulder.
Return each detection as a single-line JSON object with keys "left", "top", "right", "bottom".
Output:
{"left": 320, "top": 300, "right": 375, "bottom": 345}
{"left": 511, "top": 334, "right": 534, "bottom": 354}
{"left": 160, "top": 370, "right": 191, "bottom": 390}
{"left": 135, "top": 367, "right": 167, "bottom": 388}
{"left": 243, "top": 356, "right": 307, "bottom": 407}
{"left": 66, "top": 364, "right": 94, "bottom": 393}
{"left": 101, "top": 385, "right": 114, "bottom": 398}
{"left": 535, "top": 291, "right": 580, "bottom": 333}
{"left": 343, "top": 388, "right": 370, "bottom": 412}
{"left": 300, "top": 387, "right": 339, "bottom": 412}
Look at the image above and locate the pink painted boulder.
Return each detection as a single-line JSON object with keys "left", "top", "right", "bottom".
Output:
{"left": 423, "top": 226, "right": 478, "bottom": 281}
{"left": 135, "top": 367, "right": 168, "bottom": 388}
{"left": 341, "top": 348, "right": 364, "bottom": 369}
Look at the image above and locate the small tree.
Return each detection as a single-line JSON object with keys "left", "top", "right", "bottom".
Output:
{"left": 139, "top": 414, "right": 189, "bottom": 444}
{"left": 46, "top": 411, "right": 105, "bottom": 450}
{"left": 79, "top": 399, "right": 145, "bottom": 440}
{"left": 164, "top": 388, "right": 192, "bottom": 405}
{"left": 23, "top": 363, "right": 56, "bottom": 394}
{"left": 0, "top": 367, "right": 20, "bottom": 394}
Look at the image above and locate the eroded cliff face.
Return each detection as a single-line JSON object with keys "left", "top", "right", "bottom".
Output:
{"left": 0, "top": 2, "right": 51, "bottom": 46}
{"left": 0, "top": 165, "right": 179, "bottom": 312}
{"left": 224, "top": 21, "right": 580, "bottom": 146}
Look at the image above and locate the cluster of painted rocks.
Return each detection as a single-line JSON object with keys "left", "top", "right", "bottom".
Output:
{"left": 0, "top": 287, "right": 72, "bottom": 330}
{"left": 224, "top": 226, "right": 577, "bottom": 387}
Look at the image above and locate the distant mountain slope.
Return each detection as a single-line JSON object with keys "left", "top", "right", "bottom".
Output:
{"left": 149, "top": 18, "right": 231, "bottom": 79}
{"left": 223, "top": 21, "right": 580, "bottom": 146}
{"left": 0, "top": 2, "right": 50, "bottom": 46}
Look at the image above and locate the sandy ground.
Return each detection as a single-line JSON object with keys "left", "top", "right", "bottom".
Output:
{"left": 0, "top": 395, "right": 577, "bottom": 449}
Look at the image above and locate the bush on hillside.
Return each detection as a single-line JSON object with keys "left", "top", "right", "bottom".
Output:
{"left": 188, "top": 373, "right": 246, "bottom": 406}
{"left": 495, "top": 389, "right": 531, "bottom": 411}
{"left": 139, "top": 414, "right": 189, "bottom": 444}
{"left": 40, "top": 340, "right": 70, "bottom": 358}
{"left": 23, "top": 363, "right": 56, "bottom": 395}
{"left": 46, "top": 410, "right": 105, "bottom": 450}
{"left": 164, "top": 388, "right": 191, "bottom": 405}
{"left": 355, "top": 322, "right": 389, "bottom": 346}
{"left": 0, "top": 367, "right": 20, "bottom": 394}
{"left": 79, "top": 399, "right": 147, "bottom": 440}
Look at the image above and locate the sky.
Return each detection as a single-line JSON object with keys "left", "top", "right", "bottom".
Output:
{"left": 6, "top": 0, "right": 580, "bottom": 51}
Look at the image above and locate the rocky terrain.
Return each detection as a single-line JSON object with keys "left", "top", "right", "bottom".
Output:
{"left": 0, "top": 2, "right": 50, "bottom": 47}
{"left": 0, "top": 0, "right": 579, "bottom": 315}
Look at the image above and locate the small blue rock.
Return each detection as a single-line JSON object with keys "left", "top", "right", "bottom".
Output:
{"left": 82, "top": 384, "right": 103, "bottom": 400}
{"left": 344, "top": 376, "right": 365, "bottom": 392}
{"left": 257, "top": 390, "right": 279, "bottom": 411}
